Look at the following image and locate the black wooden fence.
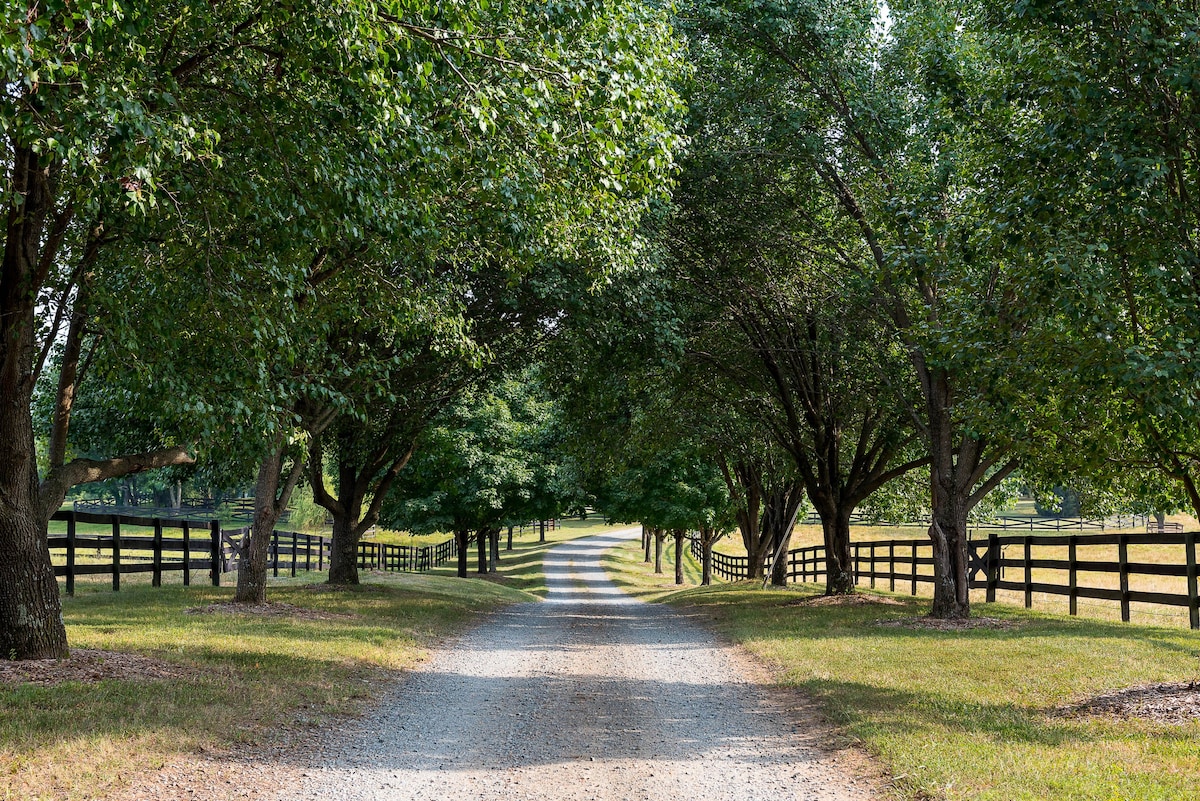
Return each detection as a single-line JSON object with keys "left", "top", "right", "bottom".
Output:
{"left": 356, "top": 538, "right": 457, "bottom": 572}
{"left": 798, "top": 511, "right": 1151, "bottom": 531}
{"left": 693, "top": 530, "right": 1200, "bottom": 629}
{"left": 49, "top": 510, "right": 456, "bottom": 595}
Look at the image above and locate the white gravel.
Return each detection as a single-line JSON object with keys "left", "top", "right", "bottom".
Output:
{"left": 276, "top": 528, "right": 879, "bottom": 801}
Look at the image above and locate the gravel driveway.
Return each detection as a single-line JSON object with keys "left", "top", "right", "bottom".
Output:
{"left": 281, "top": 528, "right": 878, "bottom": 801}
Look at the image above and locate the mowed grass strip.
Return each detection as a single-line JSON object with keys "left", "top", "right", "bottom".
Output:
{"left": 604, "top": 537, "right": 1200, "bottom": 801}
{"left": 1, "top": 571, "right": 534, "bottom": 801}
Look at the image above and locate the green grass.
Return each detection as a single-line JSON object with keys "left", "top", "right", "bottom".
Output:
{"left": 604, "top": 531, "right": 704, "bottom": 600}
{"left": 604, "top": 537, "right": 1200, "bottom": 801}
{"left": 1, "top": 570, "right": 533, "bottom": 800}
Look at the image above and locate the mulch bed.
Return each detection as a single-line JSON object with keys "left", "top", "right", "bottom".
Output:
{"left": 787, "top": 594, "right": 905, "bottom": 608}
{"left": 0, "top": 648, "right": 195, "bottom": 687}
{"left": 876, "top": 616, "right": 1018, "bottom": 631}
{"left": 185, "top": 601, "right": 354, "bottom": 621}
{"left": 1057, "top": 682, "right": 1200, "bottom": 725}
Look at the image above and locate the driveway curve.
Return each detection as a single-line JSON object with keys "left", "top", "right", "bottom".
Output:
{"left": 283, "top": 528, "right": 877, "bottom": 801}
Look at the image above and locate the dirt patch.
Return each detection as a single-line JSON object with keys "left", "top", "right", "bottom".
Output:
{"left": 876, "top": 615, "right": 1018, "bottom": 631}
{"left": 1058, "top": 682, "right": 1200, "bottom": 725}
{"left": 787, "top": 594, "right": 905, "bottom": 608}
{"left": 185, "top": 602, "right": 354, "bottom": 621}
{"left": 0, "top": 648, "right": 195, "bottom": 687}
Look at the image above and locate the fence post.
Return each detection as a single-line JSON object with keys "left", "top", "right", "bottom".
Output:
{"left": 272, "top": 530, "right": 280, "bottom": 578}
{"left": 1185, "top": 531, "right": 1198, "bottom": 631}
{"left": 1118, "top": 534, "right": 1130, "bottom": 623}
{"left": 152, "top": 517, "right": 163, "bottom": 587}
{"left": 65, "top": 511, "right": 76, "bottom": 597}
{"left": 869, "top": 544, "right": 876, "bottom": 589}
{"left": 291, "top": 531, "right": 298, "bottom": 577}
{"left": 210, "top": 520, "right": 221, "bottom": 587}
{"left": 305, "top": 534, "right": 312, "bottom": 573}
{"left": 1068, "top": 535, "right": 1078, "bottom": 616}
{"left": 319, "top": 536, "right": 325, "bottom": 572}
{"left": 182, "top": 521, "right": 191, "bottom": 586}
{"left": 889, "top": 543, "right": 895, "bottom": 592}
{"left": 1023, "top": 535, "right": 1032, "bottom": 608}
{"left": 112, "top": 517, "right": 122, "bottom": 592}
{"left": 986, "top": 531, "right": 999, "bottom": 603}
{"left": 910, "top": 543, "right": 917, "bottom": 595}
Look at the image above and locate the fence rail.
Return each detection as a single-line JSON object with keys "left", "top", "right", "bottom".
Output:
{"left": 49, "top": 511, "right": 456, "bottom": 595}
{"left": 73, "top": 497, "right": 290, "bottom": 523}
{"left": 798, "top": 511, "right": 1151, "bottom": 531}
{"left": 694, "top": 529, "right": 1200, "bottom": 629}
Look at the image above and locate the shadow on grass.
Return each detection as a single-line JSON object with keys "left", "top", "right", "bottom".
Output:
{"left": 1, "top": 572, "right": 532, "bottom": 764}
{"left": 664, "top": 580, "right": 1200, "bottom": 659}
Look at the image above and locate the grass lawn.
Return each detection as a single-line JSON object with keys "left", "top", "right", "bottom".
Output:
{"left": 0, "top": 570, "right": 534, "bottom": 800}
{"left": 604, "top": 537, "right": 1200, "bottom": 801}
{"left": 6, "top": 515, "right": 629, "bottom": 798}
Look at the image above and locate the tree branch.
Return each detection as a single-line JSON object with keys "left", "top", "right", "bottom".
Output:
{"left": 39, "top": 446, "right": 195, "bottom": 522}
{"left": 353, "top": 444, "right": 415, "bottom": 538}
{"left": 307, "top": 435, "right": 344, "bottom": 518}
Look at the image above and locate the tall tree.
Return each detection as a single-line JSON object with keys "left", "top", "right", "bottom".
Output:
{"left": 1, "top": 1, "right": 393, "bottom": 658}
{"left": 382, "top": 377, "right": 546, "bottom": 578}
{"left": 980, "top": 1, "right": 1200, "bottom": 521}
{"left": 685, "top": 0, "right": 1050, "bottom": 617}
{"left": 666, "top": 142, "right": 925, "bottom": 591}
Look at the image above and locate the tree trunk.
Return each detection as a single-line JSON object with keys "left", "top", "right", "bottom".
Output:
{"left": 653, "top": 528, "right": 664, "bottom": 574}
{"left": 489, "top": 527, "right": 500, "bottom": 572}
{"left": 455, "top": 528, "right": 470, "bottom": 578}
{"left": 760, "top": 485, "right": 803, "bottom": 583}
{"left": 643, "top": 525, "right": 652, "bottom": 563}
{"left": 236, "top": 443, "right": 305, "bottom": 603}
{"left": 744, "top": 532, "right": 766, "bottom": 579}
{"left": 701, "top": 536, "right": 713, "bottom": 586}
{"left": 0, "top": 310, "right": 67, "bottom": 658}
{"left": 0, "top": 146, "right": 69, "bottom": 659}
{"left": 539, "top": 519, "right": 546, "bottom": 543}
{"left": 817, "top": 503, "right": 855, "bottom": 595}
{"left": 506, "top": 525, "right": 513, "bottom": 551}
{"left": 674, "top": 529, "right": 685, "bottom": 585}
{"left": 927, "top": 380, "right": 972, "bottom": 619}
{"left": 235, "top": 448, "right": 286, "bottom": 604}
{"left": 477, "top": 528, "right": 488, "bottom": 574}
{"left": 769, "top": 524, "right": 793, "bottom": 587}
{"left": 327, "top": 512, "right": 362, "bottom": 585}
{"left": 929, "top": 494, "right": 971, "bottom": 618}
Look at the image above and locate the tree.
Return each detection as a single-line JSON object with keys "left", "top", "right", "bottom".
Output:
{"left": 0, "top": 1, "right": 387, "bottom": 658}
{"left": 382, "top": 378, "right": 544, "bottom": 578}
{"left": 669, "top": 224, "right": 924, "bottom": 591}
{"left": 683, "top": 0, "right": 1054, "bottom": 617}
{"left": 302, "top": 0, "right": 685, "bottom": 586}
{"left": 978, "top": 1, "right": 1200, "bottom": 522}
{"left": 600, "top": 444, "right": 734, "bottom": 585}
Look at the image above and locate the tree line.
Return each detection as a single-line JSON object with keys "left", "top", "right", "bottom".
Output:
{"left": 0, "top": 1, "right": 683, "bottom": 660}
{"left": 3, "top": 0, "right": 1197, "bottom": 660}
{"left": 553, "top": 0, "right": 1200, "bottom": 620}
